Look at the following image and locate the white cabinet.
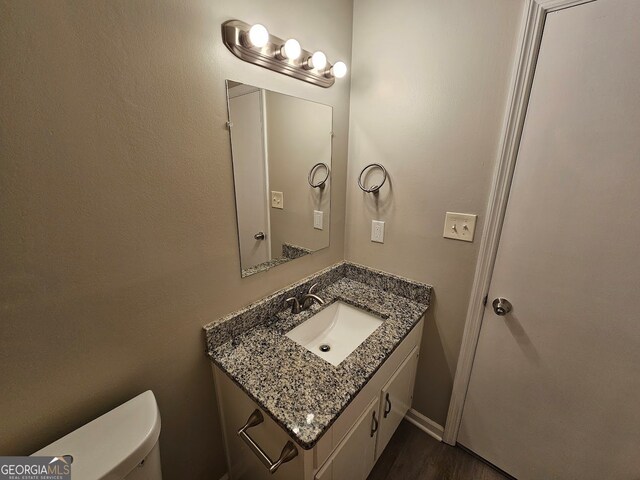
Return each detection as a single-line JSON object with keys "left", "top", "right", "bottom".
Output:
{"left": 213, "top": 319, "right": 424, "bottom": 480}
{"left": 315, "top": 398, "right": 379, "bottom": 480}
{"left": 375, "top": 346, "right": 419, "bottom": 459}
{"left": 320, "top": 347, "right": 420, "bottom": 480}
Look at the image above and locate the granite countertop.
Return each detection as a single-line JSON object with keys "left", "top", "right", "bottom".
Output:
{"left": 241, "top": 243, "right": 313, "bottom": 278}
{"left": 204, "top": 262, "right": 431, "bottom": 449}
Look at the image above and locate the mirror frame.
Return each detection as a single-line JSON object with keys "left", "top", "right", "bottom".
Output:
{"left": 225, "top": 80, "right": 333, "bottom": 277}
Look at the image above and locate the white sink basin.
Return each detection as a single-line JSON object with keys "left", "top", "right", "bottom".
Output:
{"left": 285, "top": 301, "right": 384, "bottom": 366}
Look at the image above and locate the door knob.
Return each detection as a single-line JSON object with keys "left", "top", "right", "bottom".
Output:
{"left": 492, "top": 297, "right": 512, "bottom": 316}
{"left": 254, "top": 232, "right": 265, "bottom": 240}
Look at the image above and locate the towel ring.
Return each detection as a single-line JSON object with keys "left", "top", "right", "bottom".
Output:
{"left": 308, "top": 162, "right": 330, "bottom": 188}
{"left": 358, "top": 163, "right": 387, "bottom": 193}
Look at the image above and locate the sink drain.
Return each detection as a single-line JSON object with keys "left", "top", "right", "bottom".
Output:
{"left": 319, "top": 344, "right": 331, "bottom": 352}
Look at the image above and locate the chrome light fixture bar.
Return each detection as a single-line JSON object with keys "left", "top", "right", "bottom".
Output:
{"left": 222, "top": 20, "right": 346, "bottom": 88}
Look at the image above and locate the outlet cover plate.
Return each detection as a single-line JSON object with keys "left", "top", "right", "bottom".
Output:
{"left": 371, "top": 220, "right": 385, "bottom": 243}
{"left": 443, "top": 212, "right": 477, "bottom": 242}
{"left": 314, "top": 210, "right": 323, "bottom": 230}
{"left": 271, "top": 191, "right": 284, "bottom": 209}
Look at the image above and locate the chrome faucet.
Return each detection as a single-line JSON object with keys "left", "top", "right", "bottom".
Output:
{"left": 285, "top": 283, "right": 325, "bottom": 314}
{"left": 300, "top": 293, "right": 325, "bottom": 309}
{"left": 285, "top": 297, "right": 302, "bottom": 314}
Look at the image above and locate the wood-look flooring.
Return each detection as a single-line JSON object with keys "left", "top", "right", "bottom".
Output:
{"left": 368, "top": 420, "right": 511, "bottom": 480}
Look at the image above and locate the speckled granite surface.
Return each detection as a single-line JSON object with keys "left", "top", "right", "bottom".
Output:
{"left": 204, "top": 261, "right": 431, "bottom": 449}
{"left": 281, "top": 243, "right": 312, "bottom": 260}
{"left": 241, "top": 243, "right": 313, "bottom": 278}
{"left": 240, "top": 256, "right": 291, "bottom": 278}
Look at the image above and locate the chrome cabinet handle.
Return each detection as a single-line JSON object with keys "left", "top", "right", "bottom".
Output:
{"left": 254, "top": 232, "right": 265, "bottom": 240}
{"left": 384, "top": 393, "right": 392, "bottom": 418}
{"left": 370, "top": 410, "right": 378, "bottom": 437}
{"left": 238, "top": 409, "right": 298, "bottom": 474}
{"left": 492, "top": 297, "right": 513, "bottom": 316}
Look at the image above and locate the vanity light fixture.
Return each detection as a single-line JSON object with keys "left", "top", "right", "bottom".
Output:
{"left": 329, "top": 61, "right": 347, "bottom": 79}
{"left": 222, "top": 19, "right": 347, "bottom": 87}
{"left": 246, "top": 24, "right": 269, "bottom": 48}
{"left": 279, "top": 38, "right": 302, "bottom": 60}
{"left": 304, "top": 51, "right": 327, "bottom": 71}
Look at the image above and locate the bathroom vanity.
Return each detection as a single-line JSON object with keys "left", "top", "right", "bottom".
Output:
{"left": 204, "top": 262, "right": 431, "bottom": 480}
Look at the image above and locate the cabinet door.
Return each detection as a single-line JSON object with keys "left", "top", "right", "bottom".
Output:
{"left": 315, "top": 398, "right": 379, "bottom": 480}
{"left": 375, "top": 346, "right": 419, "bottom": 458}
{"left": 314, "top": 459, "right": 331, "bottom": 480}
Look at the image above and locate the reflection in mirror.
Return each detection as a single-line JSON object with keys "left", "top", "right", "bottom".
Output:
{"left": 226, "top": 80, "right": 332, "bottom": 277}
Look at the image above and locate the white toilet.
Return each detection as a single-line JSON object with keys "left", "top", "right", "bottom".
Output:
{"left": 32, "top": 390, "right": 162, "bottom": 480}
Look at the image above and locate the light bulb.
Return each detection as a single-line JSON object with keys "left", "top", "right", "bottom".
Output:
{"left": 310, "top": 51, "right": 327, "bottom": 70}
{"left": 248, "top": 24, "right": 269, "bottom": 48}
{"left": 331, "top": 61, "right": 347, "bottom": 78}
{"left": 282, "top": 38, "right": 301, "bottom": 60}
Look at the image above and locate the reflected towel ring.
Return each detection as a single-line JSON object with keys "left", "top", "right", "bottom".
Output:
{"left": 308, "top": 162, "right": 330, "bottom": 188}
{"left": 358, "top": 163, "right": 387, "bottom": 193}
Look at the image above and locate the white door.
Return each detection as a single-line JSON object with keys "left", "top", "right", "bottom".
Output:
{"left": 228, "top": 89, "right": 270, "bottom": 269}
{"left": 459, "top": 1, "right": 640, "bottom": 479}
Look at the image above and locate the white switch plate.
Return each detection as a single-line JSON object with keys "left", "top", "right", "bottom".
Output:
{"left": 443, "top": 212, "right": 477, "bottom": 242}
{"left": 314, "top": 210, "right": 324, "bottom": 230}
{"left": 371, "top": 220, "right": 385, "bottom": 243}
{"left": 271, "top": 191, "right": 283, "bottom": 209}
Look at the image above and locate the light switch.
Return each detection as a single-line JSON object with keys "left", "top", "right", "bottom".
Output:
{"left": 443, "top": 212, "right": 477, "bottom": 242}
{"left": 271, "top": 191, "right": 283, "bottom": 209}
{"left": 314, "top": 210, "right": 324, "bottom": 230}
{"left": 371, "top": 220, "right": 385, "bottom": 243}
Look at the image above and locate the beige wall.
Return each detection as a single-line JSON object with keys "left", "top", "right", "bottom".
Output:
{"left": 346, "top": 0, "right": 524, "bottom": 426}
{"left": 266, "top": 91, "right": 332, "bottom": 257}
{"left": 0, "top": 1, "right": 352, "bottom": 479}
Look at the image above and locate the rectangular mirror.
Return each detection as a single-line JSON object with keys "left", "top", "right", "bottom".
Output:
{"left": 226, "top": 81, "right": 332, "bottom": 277}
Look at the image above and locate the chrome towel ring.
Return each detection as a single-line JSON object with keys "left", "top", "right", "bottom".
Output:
{"left": 308, "top": 162, "right": 330, "bottom": 188}
{"left": 358, "top": 163, "right": 387, "bottom": 193}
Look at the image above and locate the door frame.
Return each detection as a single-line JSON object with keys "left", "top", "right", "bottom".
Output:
{"left": 442, "top": 0, "right": 596, "bottom": 445}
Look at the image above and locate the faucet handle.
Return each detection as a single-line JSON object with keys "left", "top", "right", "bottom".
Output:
{"left": 308, "top": 283, "right": 319, "bottom": 294}
{"left": 285, "top": 297, "right": 301, "bottom": 314}
{"left": 300, "top": 293, "right": 325, "bottom": 310}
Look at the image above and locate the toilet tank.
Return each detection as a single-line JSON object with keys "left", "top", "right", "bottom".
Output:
{"left": 32, "top": 390, "right": 162, "bottom": 480}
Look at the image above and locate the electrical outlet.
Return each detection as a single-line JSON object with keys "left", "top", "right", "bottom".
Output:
{"left": 371, "top": 220, "right": 385, "bottom": 243}
{"left": 271, "top": 191, "right": 284, "bottom": 209}
{"left": 443, "top": 212, "right": 477, "bottom": 242}
{"left": 314, "top": 210, "right": 324, "bottom": 230}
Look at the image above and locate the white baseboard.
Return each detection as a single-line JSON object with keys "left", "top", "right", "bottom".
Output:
{"left": 405, "top": 408, "right": 444, "bottom": 442}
